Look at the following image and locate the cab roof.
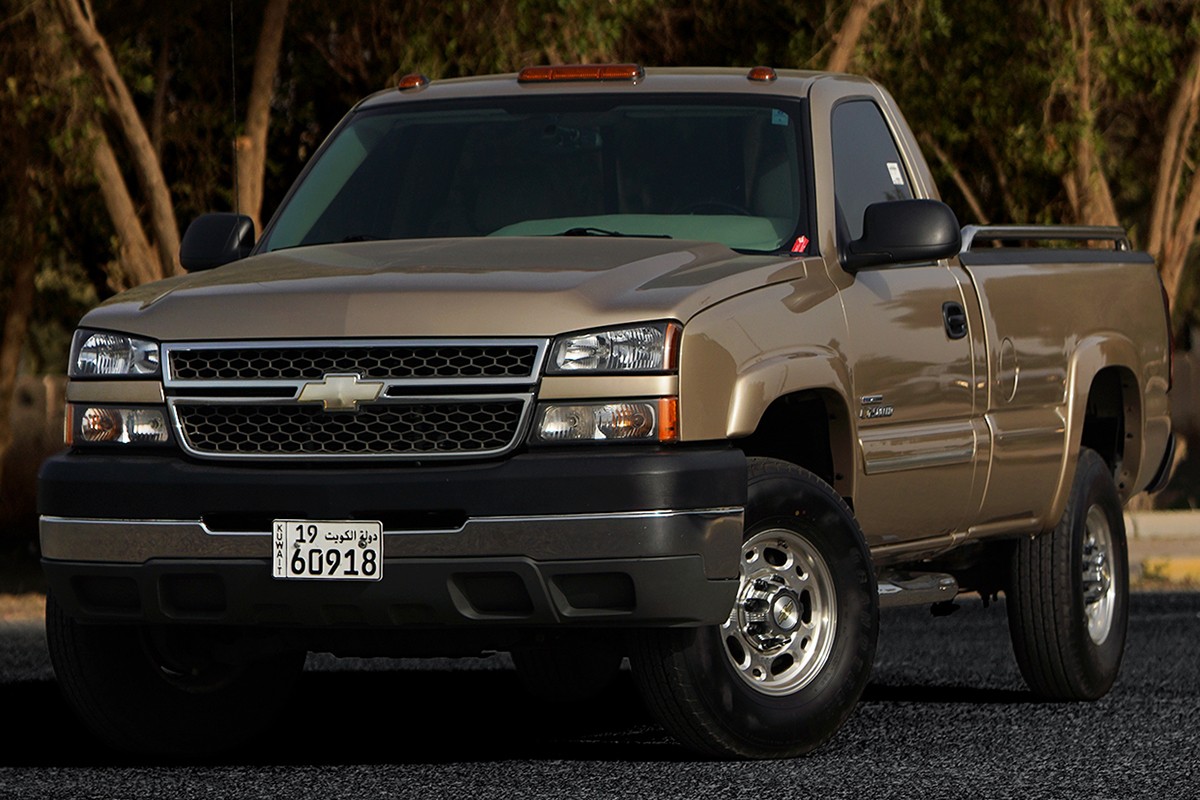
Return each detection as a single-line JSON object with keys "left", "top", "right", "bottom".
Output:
{"left": 354, "top": 65, "right": 862, "bottom": 110}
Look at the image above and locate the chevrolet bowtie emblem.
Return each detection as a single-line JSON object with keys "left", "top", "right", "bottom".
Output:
{"left": 296, "top": 374, "right": 384, "bottom": 412}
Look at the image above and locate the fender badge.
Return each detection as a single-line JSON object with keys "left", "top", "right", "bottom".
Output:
{"left": 859, "top": 394, "right": 894, "bottom": 419}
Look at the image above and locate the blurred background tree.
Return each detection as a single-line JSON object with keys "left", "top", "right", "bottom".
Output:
{"left": 3, "top": 0, "right": 1200, "bottom": 539}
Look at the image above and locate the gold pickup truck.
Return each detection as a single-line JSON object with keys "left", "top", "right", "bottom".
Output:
{"left": 39, "top": 65, "right": 1175, "bottom": 759}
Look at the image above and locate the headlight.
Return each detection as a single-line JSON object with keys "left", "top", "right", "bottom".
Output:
{"left": 67, "top": 405, "right": 171, "bottom": 446}
{"left": 70, "top": 329, "right": 160, "bottom": 377}
{"left": 547, "top": 322, "right": 679, "bottom": 374}
{"left": 531, "top": 398, "right": 678, "bottom": 443}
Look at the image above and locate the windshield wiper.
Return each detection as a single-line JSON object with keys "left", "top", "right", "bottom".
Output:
{"left": 555, "top": 227, "right": 671, "bottom": 239}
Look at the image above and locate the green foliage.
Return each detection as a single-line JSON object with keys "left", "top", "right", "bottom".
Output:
{"left": 0, "top": 0, "right": 104, "bottom": 377}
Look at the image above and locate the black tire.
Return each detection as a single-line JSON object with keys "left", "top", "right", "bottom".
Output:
{"left": 629, "top": 457, "right": 878, "bottom": 759}
{"left": 1006, "top": 448, "right": 1129, "bottom": 700}
{"left": 511, "top": 642, "right": 625, "bottom": 703}
{"left": 46, "top": 591, "right": 305, "bottom": 756}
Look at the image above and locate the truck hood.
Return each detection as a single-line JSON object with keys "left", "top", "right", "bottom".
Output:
{"left": 82, "top": 237, "right": 809, "bottom": 340}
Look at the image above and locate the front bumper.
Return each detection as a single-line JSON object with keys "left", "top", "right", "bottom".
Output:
{"left": 40, "top": 447, "right": 745, "bottom": 628}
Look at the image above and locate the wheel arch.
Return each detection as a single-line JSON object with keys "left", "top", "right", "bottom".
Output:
{"left": 1050, "top": 337, "right": 1146, "bottom": 522}
{"left": 1079, "top": 366, "right": 1140, "bottom": 486}
{"left": 733, "top": 388, "right": 855, "bottom": 501}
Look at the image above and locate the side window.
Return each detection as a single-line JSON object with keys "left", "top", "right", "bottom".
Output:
{"left": 831, "top": 100, "right": 913, "bottom": 241}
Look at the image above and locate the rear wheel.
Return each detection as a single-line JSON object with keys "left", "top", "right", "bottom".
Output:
{"left": 629, "top": 458, "right": 878, "bottom": 758}
{"left": 46, "top": 591, "right": 304, "bottom": 756}
{"left": 1006, "top": 448, "right": 1129, "bottom": 699}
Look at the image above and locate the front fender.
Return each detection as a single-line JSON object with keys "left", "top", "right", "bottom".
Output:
{"left": 677, "top": 275, "right": 850, "bottom": 444}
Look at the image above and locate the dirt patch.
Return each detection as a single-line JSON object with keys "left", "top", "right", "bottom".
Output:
{"left": 0, "top": 593, "right": 44, "bottom": 622}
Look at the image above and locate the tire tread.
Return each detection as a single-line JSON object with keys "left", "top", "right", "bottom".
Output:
{"left": 1007, "top": 448, "right": 1128, "bottom": 700}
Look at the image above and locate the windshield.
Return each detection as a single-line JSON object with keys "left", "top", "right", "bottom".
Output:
{"left": 261, "top": 95, "right": 806, "bottom": 254}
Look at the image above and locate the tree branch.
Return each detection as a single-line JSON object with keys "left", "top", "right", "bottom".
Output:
{"left": 91, "top": 131, "right": 163, "bottom": 291}
{"left": 920, "top": 132, "right": 990, "bottom": 224}
{"left": 825, "top": 0, "right": 885, "bottom": 73}
{"left": 1160, "top": 166, "right": 1200, "bottom": 313}
{"left": 1149, "top": 40, "right": 1200, "bottom": 258}
{"left": 236, "top": 0, "right": 290, "bottom": 233}
{"left": 54, "top": 0, "right": 180, "bottom": 278}
{"left": 1062, "top": 0, "right": 1118, "bottom": 226}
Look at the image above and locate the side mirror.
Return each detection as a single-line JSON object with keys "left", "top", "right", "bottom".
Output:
{"left": 843, "top": 199, "right": 961, "bottom": 272}
{"left": 179, "top": 213, "right": 256, "bottom": 272}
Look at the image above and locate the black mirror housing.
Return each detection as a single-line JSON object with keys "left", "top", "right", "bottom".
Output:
{"left": 843, "top": 199, "right": 961, "bottom": 272}
{"left": 179, "top": 213, "right": 256, "bottom": 272}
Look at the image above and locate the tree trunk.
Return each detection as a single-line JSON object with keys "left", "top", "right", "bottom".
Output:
{"left": 1147, "top": 40, "right": 1200, "bottom": 315}
{"left": 150, "top": 30, "right": 171, "bottom": 161}
{"left": 236, "top": 0, "right": 290, "bottom": 234}
{"left": 1158, "top": 176, "right": 1200, "bottom": 317}
{"left": 920, "top": 132, "right": 990, "bottom": 224}
{"left": 0, "top": 251, "right": 37, "bottom": 495}
{"left": 54, "top": 0, "right": 181, "bottom": 279}
{"left": 1061, "top": 0, "right": 1119, "bottom": 228}
{"left": 826, "top": 0, "right": 885, "bottom": 73}
{"left": 92, "top": 133, "right": 164, "bottom": 291}
{"left": 31, "top": 0, "right": 164, "bottom": 293}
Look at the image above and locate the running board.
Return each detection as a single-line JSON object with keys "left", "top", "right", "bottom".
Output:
{"left": 877, "top": 570, "right": 958, "bottom": 609}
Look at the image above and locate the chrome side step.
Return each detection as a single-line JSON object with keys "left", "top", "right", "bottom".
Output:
{"left": 877, "top": 570, "right": 958, "bottom": 609}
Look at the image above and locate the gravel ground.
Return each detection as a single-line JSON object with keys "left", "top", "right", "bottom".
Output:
{"left": 0, "top": 592, "right": 1195, "bottom": 799}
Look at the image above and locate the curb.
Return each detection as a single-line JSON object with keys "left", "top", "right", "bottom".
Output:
{"left": 1137, "top": 558, "right": 1200, "bottom": 586}
{"left": 1124, "top": 510, "right": 1200, "bottom": 539}
{"left": 1125, "top": 510, "right": 1200, "bottom": 588}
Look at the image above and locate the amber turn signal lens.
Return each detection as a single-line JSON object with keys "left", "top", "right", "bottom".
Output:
{"left": 397, "top": 73, "right": 430, "bottom": 90}
{"left": 657, "top": 397, "right": 679, "bottom": 442}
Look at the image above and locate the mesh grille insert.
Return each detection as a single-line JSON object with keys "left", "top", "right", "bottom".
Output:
{"left": 169, "top": 345, "right": 539, "bottom": 382}
{"left": 174, "top": 401, "right": 525, "bottom": 457}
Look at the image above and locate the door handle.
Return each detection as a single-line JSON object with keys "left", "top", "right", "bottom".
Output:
{"left": 943, "top": 302, "right": 968, "bottom": 340}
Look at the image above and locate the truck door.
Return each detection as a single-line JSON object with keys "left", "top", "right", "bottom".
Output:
{"left": 824, "top": 97, "right": 986, "bottom": 545}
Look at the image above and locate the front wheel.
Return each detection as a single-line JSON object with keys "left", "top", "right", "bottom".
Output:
{"left": 1006, "top": 448, "right": 1129, "bottom": 699}
{"left": 629, "top": 458, "right": 878, "bottom": 759}
{"left": 46, "top": 591, "right": 305, "bottom": 756}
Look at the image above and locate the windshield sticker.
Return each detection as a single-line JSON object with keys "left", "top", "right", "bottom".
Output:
{"left": 772, "top": 109, "right": 789, "bottom": 126}
{"left": 790, "top": 235, "right": 810, "bottom": 254}
{"left": 887, "top": 162, "right": 906, "bottom": 186}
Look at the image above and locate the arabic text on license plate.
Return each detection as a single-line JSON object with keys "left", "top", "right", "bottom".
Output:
{"left": 273, "top": 519, "right": 382, "bottom": 580}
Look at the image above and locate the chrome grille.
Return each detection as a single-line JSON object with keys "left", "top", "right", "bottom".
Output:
{"left": 167, "top": 342, "right": 540, "bottom": 383}
{"left": 162, "top": 338, "right": 547, "bottom": 460}
{"left": 173, "top": 400, "right": 527, "bottom": 457}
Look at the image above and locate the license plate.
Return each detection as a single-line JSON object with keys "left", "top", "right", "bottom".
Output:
{"left": 273, "top": 519, "right": 383, "bottom": 581}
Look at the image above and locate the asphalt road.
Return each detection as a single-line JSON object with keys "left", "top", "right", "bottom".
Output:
{"left": 0, "top": 592, "right": 1196, "bottom": 799}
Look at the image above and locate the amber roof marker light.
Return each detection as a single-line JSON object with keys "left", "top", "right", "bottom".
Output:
{"left": 747, "top": 66, "right": 778, "bottom": 82}
{"left": 518, "top": 64, "right": 645, "bottom": 84}
{"left": 397, "top": 73, "right": 430, "bottom": 91}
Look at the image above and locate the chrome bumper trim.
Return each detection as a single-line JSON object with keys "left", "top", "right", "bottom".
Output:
{"left": 40, "top": 507, "right": 744, "bottom": 579}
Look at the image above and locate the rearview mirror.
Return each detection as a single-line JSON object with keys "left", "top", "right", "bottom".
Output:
{"left": 179, "top": 213, "right": 256, "bottom": 272}
{"left": 843, "top": 199, "right": 961, "bottom": 272}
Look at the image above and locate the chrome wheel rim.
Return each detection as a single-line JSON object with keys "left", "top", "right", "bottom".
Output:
{"left": 1081, "top": 504, "right": 1116, "bottom": 645}
{"left": 721, "top": 527, "right": 837, "bottom": 695}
